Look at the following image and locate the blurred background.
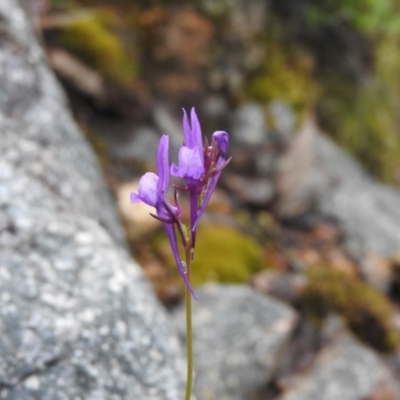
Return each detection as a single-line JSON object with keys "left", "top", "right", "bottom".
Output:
{"left": 23, "top": 0, "right": 400, "bottom": 396}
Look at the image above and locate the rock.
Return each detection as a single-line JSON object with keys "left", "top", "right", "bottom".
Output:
{"left": 152, "top": 104, "right": 184, "bottom": 156}
{"left": 267, "top": 100, "right": 296, "bottom": 140}
{"left": 0, "top": 1, "right": 186, "bottom": 398}
{"left": 141, "top": 8, "right": 213, "bottom": 68}
{"left": 361, "top": 253, "right": 393, "bottom": 293}
{"left": 140, "top": 8, "right": 213, "bottom": 106}
{"left": 111, "top": 126, "right": 161, "bottom": 163}
{"left": 275, "top": 114, "right": 316, "bottom": 218}
{"left": 274, "top": 116, "right": 400, "bottom": 262}
{"left": 278, "top": 334, "right": 400, "bottom": 400}
{"left": 251, "top": 271, "right": 306, "bottom": 304}
{"left": 172, "top": 284, "right": 298, "bottom": 400}
{"left": 200, "top": 0, "right": 267, "bottom": 94}
{"left": 272, "top": 315, "right": 346, "bottom": 394}
{"left": 311, "top": 133, "right": 400, "bottom": 260}
{"left": 230, "top": 102, "right": 269, "bottom": 145}
{"left": 223, "top": 173, "right": 275, "bottom": 207}
{"left": 0, "top": 0, "right": 125, "bottom": 248}
{"left": 0, "top": 212, "right": 185, "bottom": 399}
{"left": 48, "top": 48, "right": 106, "bottom": 105}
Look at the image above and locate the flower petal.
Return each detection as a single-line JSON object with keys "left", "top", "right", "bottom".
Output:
{"left": 130, "top": 192, "right": 142, "bottom": 204}
{"left": 133, "top": 172, "right": 159, "bottom": 206}
{"left": 182, "top": 108, "right": 203, "bottom": 151}
{"left": 190, "top": 107, "right": 203, "bottom": 151}
{"left": 212, "top": 130, "right": 229, "bottom": 159}
{"left": 182, "top": 108, "right": 191, "bottom": 146}
{"left": 157, "top": 135, "right": 170, "bottom": 195}
{"left": 171, "top": 146, "right": 204, "bottom": 180}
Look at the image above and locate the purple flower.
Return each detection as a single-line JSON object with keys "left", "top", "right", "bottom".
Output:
{"left": 171, "top": 108, "right": 205, "bottom": 182}
{"left": 131, "top": 135, "right": 196, "bottom": 298}
{"left": 171, "top": 109, "right": 231, "bottom": 241}
{"left": 171, "top": 108, "right": 205, "bottom": 247}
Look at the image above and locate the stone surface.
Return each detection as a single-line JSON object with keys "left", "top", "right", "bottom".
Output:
{"left": 0, "top": 211, "right": 185, "bottom": 399}
{"left": 274, "top": 116, "right": 400, "bottom": 261}
{"left": 275, "top": 115, "right": 316, "bottom": 217}
{"left": 278, "top": 334, "right": 400, "bottom": 400}
{"left": 111, "top": 126, "right": 161, "bottom": 162}
{"left": 0, "top": 1, "right": 185, "bottom": 398}
{"left": 311, "top": 133, "right": 400, "bottom": 260}
{"left": 0, "top": 0, "right": 125, "bottom": 248}
{"left": 230, "top": 102, "right": 269, "bottom": 145}
{"left": 172, "top": 284, "right": 297, "bottom": 400}
{"left": 267, "top": 101, "right": 296, "bottom": 138}
{"left": 223, "top": 173, "right": 275, "bottom": 207}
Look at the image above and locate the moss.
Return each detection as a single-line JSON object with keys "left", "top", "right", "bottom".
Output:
{"left": 305, "top": 0, "right": 400, "bottom": 36}
{"left": 318, "top": 34, "right": 400, "bottom": 184}
{"left": 57, "top": 11, "right": 136, "bottom": 85}
{"left": 246, "top": 42, "right": 316, "bottom": 119}
{"left": 153, "top": 224, "right": 266, "bottom": 288}
{"left": 300, "top": 266, "right": 399, "bottom": 352}
{"left": 190, "top": 225, "right": 265, "bottom": 286}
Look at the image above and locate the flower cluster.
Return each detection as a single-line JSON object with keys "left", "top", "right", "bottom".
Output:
{"left": 131, "top": 108, "right": 230, "bottom": 298}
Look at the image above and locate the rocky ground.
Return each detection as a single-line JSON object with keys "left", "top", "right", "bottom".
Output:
{"left": 2, "top": 0, "right": 400, "bottom": 399}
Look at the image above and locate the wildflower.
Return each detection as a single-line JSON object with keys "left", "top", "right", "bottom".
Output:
{"left": 171, "top": 108, "right": 231, "bottom": 235}
{"left": 171, "top": 108, "right": 205, "bottom": 247}
{"left": 131, "top": 135, "right": 195, "bottom": 297}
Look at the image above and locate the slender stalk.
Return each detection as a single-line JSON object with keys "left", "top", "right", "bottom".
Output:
{"left": 184, "top": 247, "right": 193, "bottom": 400}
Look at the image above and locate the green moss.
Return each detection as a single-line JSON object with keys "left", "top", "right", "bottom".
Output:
{"left": 58, "top": 12, "right": 136, "bottom": 85}
{"left": 153, "top": 224, "right": 265, "bottom": 288}
{"left": 306, "top": 0, "right": 400, "bottom": 36}
{"left": 318, "top": 35, "right": 400, "bottom": 184}
{"left": 300, "top": 266, "right": 399, "bottom": 352}
{"left": 190, "top": 225, "right": 265, "bottom": 286}
{"left": 246, "top": 42, "right": 315, "bottom": 118}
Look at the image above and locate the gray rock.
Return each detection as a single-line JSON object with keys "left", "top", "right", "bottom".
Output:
{"left": 224, "top": 173, "right": 275, "bottom": 207}
{"left": 110, "top": 126, "right": 161, "bottom": 163}
{"left": 311, "top": 134, "right": 400, "bottom": 260}
{"left": 267, "top": 101, "right": 296, "bottom": 140}
{"left": 278, "top": 334, "right": 400, "bottom": 400}
{"left": 0, "top": 0, "right": 125, "bottom": 247}
{"left": 230, "top": 102, "right": 269, "bottom": 145}
{"left": 275, "top": 116, "right": 400, "bottom": 261}
{"left": 0, "top": 1, "right": 186, "bottom": 398}
{"left": 152, "top": 104, "right": 184, "bottom": 157}
{"left": 0, "top": 212, "right": 185, "bottom": 399}
{"left": 172, "top": 284, "right": 297, "bottom": 400}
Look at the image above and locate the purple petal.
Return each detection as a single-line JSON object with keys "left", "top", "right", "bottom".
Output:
{"left": 170, "top": 146, "right": 204, "bottom": 180}
{"left": 163, "top": 223, "right": 197, "bottom": 299}
{"left": 182, "top": 108, "right": 203, "bottom": 151}
{"left": 130, "top": 192, "right": 142, "bottom": 204}
{"left": 157, "top": 135, "right": 170, "bottom": 195}
{"left": 190, "top": 108, "right": 203, "bottom": 151}
{"left": 212, "top": 130, "right": 229, "bottom": 158}
{"left": 182, "top": 108, "right": 191, "bottom": 146}
{"left": 131, "top": 172, "right": 159, "bottom": 207}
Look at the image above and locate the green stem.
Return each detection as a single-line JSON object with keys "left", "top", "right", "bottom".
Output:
{"left": 184, "top": 249, "right": 193, "bottom": 400}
